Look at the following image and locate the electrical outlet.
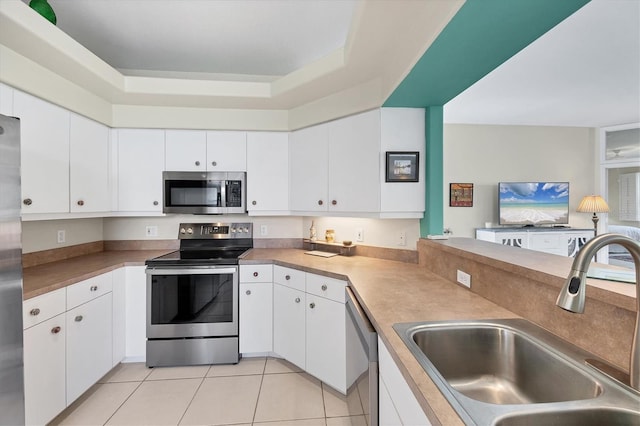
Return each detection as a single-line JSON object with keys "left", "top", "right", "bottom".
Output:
{"left": 398, "top": 231, "right": 406, "bottom": 246}
{"left": 356, "top": 228, "right": 364, "bottom": 242}
{"left": 145, "top": 226, "right": 158, "bottom": 237}
{"left": 457, "top": 270, "right": 471, "bottom": 288}
{"left": 260, "top": 225, "right": 268, "bottom": 236}
{"left": 57, "top": 230, "right": 65, "bottom": 244}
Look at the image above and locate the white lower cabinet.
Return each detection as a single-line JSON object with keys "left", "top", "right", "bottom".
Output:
{"left": 273, "top": 282, "right": 306, "bottom": 369}
{"left": 23, "top": 313, "right": 66, "bottom": 426}
{"left": 239, "top": 265, "right": 274, "bottom": 354}
{"left": 23, "top": 272, "right": 115, "bottom": 425}
{"left": 66, "top": 293, "right": 113, "bottom": 403}
{"left": 378, "top": 337, "right": 431, "bottom": 425}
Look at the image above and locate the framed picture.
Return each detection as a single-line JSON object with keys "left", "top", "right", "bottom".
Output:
{"left": 450, "top": 183, "right": 474, "bottom": 207}
{"left": 385, "top": 151, "right": 419, "bottom": 182}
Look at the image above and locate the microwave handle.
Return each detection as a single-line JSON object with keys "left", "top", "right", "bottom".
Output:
{"left": 221, "top": 179, "right": 227, "bottom": 207}
{"left": 146, "top": 267, "right": 237, "bottom": 276}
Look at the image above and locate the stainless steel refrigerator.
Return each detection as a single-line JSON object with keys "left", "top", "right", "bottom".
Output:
{"left": 0, "top": 114, "right": 25, "bottom": 425}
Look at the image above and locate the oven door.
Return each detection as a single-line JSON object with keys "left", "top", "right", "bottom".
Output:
{"left": 146, "top": 266, "right": 238, "bottom": 339}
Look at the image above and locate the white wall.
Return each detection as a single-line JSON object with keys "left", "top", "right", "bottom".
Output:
{"left": 443, "top": 124, "right": 597, "bottom": 237}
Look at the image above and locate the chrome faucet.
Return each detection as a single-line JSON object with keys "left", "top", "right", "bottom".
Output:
{"left": 556, "top": 233, "right": 640, "bottom": 390}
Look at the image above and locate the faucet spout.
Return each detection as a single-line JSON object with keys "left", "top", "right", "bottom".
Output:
{"left": 556, "top": 233, "right": 640, "bottom": 390}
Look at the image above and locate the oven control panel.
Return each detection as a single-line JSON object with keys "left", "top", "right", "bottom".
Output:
{"left": 178, "top": 222, "right": 253, "bottom": 239}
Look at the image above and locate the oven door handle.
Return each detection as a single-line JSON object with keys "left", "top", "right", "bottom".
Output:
{"left": 145, "top": 267, "right": 237, "bottom": 275}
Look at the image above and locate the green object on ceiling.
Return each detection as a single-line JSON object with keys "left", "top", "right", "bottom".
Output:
{"left": 29, "top": 0, "right": 57, "bottom": 25}
{"left": 383, "top": 0, "right": 590, "bottom": 107}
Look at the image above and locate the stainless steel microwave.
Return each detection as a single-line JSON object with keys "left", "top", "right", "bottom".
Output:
{"left": 162, "top": 171, "right": 246, "bottom": 214}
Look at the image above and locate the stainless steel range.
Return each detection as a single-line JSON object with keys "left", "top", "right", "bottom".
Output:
{"left": 145, "top": 222, "right": 253, "bottom": 367}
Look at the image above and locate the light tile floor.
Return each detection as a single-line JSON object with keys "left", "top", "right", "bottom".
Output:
{"left": 51, "top": 357, "right": 367, "bottom": 426}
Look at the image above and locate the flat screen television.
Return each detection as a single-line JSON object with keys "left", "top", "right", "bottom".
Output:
{"left": 499, "top": 182, "right": 570, "bottom": 226}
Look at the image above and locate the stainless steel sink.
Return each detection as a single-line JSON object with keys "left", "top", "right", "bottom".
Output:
{"left": 394, "top": 319, "right": 640, "bottom": 425}
{"left": 494, "top": 407, "right": 640, "bottom": 426}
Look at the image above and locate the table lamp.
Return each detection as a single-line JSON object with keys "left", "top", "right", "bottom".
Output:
{"left": 577, "top": 195, "right": 609, "bottom": 236}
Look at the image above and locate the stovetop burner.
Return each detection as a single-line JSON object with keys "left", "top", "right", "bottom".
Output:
{"left": 146, "top": 222, "right": 253, "bottom": 267}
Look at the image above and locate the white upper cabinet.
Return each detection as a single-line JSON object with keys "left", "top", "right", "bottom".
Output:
{"left": 14, "top": 90, "right": 70, "bottom": 214}
{"left": 116, "top": 129, "right": 165, "bottom": 212}
{"left": 290, "top": 123, "right": 329, "bottom": 212}
{"left": 69, "top": 113, "right": 110, "bottom": 212}
{"left": 206, "top": 131, "right": 247, "bottom": 171}
{"left": 380, "top": 108, "right": 425, "bottom": 217}
{"left": 165, "top": 130, "right": 207, "bottom": 171}
{"left": 247, "top": 132, "right": 289, "bottom": 213}
{"left": 328, "top": 109, "right": 380, "bottom": 213}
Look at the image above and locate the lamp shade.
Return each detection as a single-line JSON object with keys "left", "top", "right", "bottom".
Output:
{"left": 577, "top": 195, "right": 609, "bottom": 213}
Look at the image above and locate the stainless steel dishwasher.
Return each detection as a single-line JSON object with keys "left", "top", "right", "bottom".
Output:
{"left": 346, "top": 286, "right": 378, "bottom": 426}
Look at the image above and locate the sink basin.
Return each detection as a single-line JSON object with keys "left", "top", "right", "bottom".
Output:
{"left": 495, "top": 407, "right": 640, "bottom": 426}
{"left": 410, "top": 324, "right": 601, "bottom": 404}
{"left": 394, "top": 319, "right": 640, "bottom": 426}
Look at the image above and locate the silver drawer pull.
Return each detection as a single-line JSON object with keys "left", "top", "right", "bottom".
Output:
{"left": 195, "top": 161, "right": 201, "bottom": 166}
{"left": 309, "top": 302, "right": 316, "bottom": 309}
{"left": 285, "top": 275, "right": 291, "bottom": 280}
{"left": 321, "top": 284, "right": 327, "bottom": 291}
{"left": 90, "top": 285, "right": 98, "bottom": 291}
{"left": 246, "top": 290, "right": 251, "bottom": 296}
{"left": 295, "top": 297, "right": 301, "bottom": 303}
{"left": 51, "top": 326, "right": 61, "bottom": 334}
{"left": 253, "top": 272, "right": 259, "bottom": 277}
{"left": 30, "top": 308, "right": 41, "bottom": 316}
{"left": 75, "top": 315, "right": 83, "bottom": 322}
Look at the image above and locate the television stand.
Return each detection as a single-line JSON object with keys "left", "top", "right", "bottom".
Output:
{"left": 475, "top": 227, "right": 593, "bottom": 257}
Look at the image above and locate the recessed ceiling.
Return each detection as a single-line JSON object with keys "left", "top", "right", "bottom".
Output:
{"left": 47, "top": 0, "right": 356, "bottom": 80}
{"left": 444, "top": 0, "right": 640, "bottom": 128}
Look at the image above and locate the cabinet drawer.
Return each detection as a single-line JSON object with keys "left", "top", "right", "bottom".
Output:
{"left": 23, "top": 288, "right": 66, "bottom": 329}
{"left": 306, "top": 273, "right": 347, "bottom": 303}
{"left": 67, "top": 272, "right": 113, "bottom": 310}
{"left": 529, "top": 234, "right": 563, "bottom": 250}
{"left": 274, "top": 265, "right": 305, "bottom": 291}
{"left": 240, "top": 264, "right": 273, "bottom": 283}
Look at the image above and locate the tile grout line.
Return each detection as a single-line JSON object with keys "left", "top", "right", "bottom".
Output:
{"left": 102, "top": 379, "right": 145, "bottom": 426}
{"left": 250, "top": 358, "right": 268, "bottom": 425}
{"left": 175, "top": 373, "right": 209, "bottom": 426}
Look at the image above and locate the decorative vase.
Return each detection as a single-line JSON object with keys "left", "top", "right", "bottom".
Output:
{"left": 309, "top": 221, "right": 317, "bottom": 241}
{"left": 29, "top": 0, "right": 57, "bottom": 25}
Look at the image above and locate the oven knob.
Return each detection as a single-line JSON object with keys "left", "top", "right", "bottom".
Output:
{"left": 244, "top": 227, "right": 249, "bottom": 233}
{"left": 231, "top": 228, "right": 236, "bottom": 233}
{"left": 187, "top": 228, "right": 193, "bottom": 234}
{"left": 180, "top": 228, "right": 186, "bottom": 234}
{"left": 238, "top": 228, "right": 243, "bottom": 233}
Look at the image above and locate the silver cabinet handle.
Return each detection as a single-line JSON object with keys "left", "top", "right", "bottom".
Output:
{"left": 318, "top": 200, "right": 323, "bottom": 206}
{"left": 30, "top": 308, "right": 41, "bottom": 316}
{"left": 309, "top": 302, "right": 316, "bottom": 309}
{"left": 195, "top": 161, "right": 201, "bottom": 166}
{"left": 321, "top": 284, "right": 327, "bottom": 291}
{"left": 252, "top": 200, "right": 257, "bottom": 205}
{"left": 295, "top": 297, "right": 301, "bottom": 303}
{"left": 246, "top": 290, "right": 251, "bottom": 295}
{"left": 77, "top": 200, "right": 84, "bottom": 206}
{"left": 253, "top": 272, "right": 259, "bottom": 277}
{"left": 285, "top": 275, "right": 290, "bottom": 280}
{"left": 74, "top": 315, "right": 83, "bottom": 322}
{"left": 331, "top": 200, "right": 337, "bottom": 206}
{"left": 51, "top": 326, "right": 61, "bottom": 334}
{"left": 153, "top": 201, "right": 159, "bottom": 206}
{"left": 23, "top": 198, "right": 32, "bottom": 206}
{"left": 90, "top": 285, "right": 98, "bottom": 291}
{"left": 211, "top": 161, "right": 217, "bottom": 166}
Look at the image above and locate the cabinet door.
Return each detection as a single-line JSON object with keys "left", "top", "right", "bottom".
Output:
{"left": 289, "top": 123, "right": 328, "bottom": 212}
{"left": 112, "top": 267, "right": 126, "bottom": 366}
{"left": 14, "top": 90, "right": 70, "bottom": 214}
{"left": 23, "top": 314, "right": 66, "bottom": 426}
{"left": 206, "top": 131, "right": 247, "bottom": 171}
{"left": 66, "top": 293, "right": 113, "bottom": 404}
{"left": 239, "top": 282, "right": 273, "bottom": 354}
{"left": 165, "top": 130, "right": 207, "bottom": 171}
{"left": 306, "top": 294, "right": 346, "bottom": 393}
{"left": 125, "top": 266, "right": 147, "bottom": 360}
{"left": 247, "top": 132, "right": 289, "bottom": 212}
{"left": 117, "top": 129, "right": 165, "bottom": 212}
{"left": 273, "top": 283, "right": 306, "bottom": 369}
{"left": 70, "top": 114, "right": 110, "bottom": 212}
{"left": 328, "top": 110, "right": 380, "bottom": 213}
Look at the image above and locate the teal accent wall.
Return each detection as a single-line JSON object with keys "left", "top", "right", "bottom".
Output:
{"left": 384, "top": 0, "right": 590, "bottom": 237}
{"left": 421, "top": 107, "right": 444, "bottom": 236}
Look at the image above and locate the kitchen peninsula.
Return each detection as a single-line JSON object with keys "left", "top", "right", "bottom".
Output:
{"left": 21, "top": 237, "right": 636, "bottom": 425}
